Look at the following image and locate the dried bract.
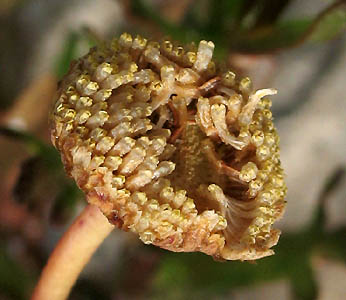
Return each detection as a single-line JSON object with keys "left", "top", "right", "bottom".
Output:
{"left": 51, "top": 33, "right": 287, "bottom": 260}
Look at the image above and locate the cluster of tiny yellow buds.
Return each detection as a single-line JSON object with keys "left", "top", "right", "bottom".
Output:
{"left": 51, "top": 32, "right": 286, "bottom": 261}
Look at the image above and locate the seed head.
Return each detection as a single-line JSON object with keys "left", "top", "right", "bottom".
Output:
{"left": 51, "top": 33, "right": 287, "bottom": 260}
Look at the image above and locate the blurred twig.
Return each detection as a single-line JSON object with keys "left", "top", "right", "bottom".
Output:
{"left": 288, "top": 0, "right": 346, "bottom": 50}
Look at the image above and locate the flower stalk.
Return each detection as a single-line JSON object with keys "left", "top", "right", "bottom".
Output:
{"left": 31, "top": 204, "right": 114, "bottom": 300}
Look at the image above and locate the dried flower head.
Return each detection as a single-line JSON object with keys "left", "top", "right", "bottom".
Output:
{"left": 51, "top": 33, "right": 286, "bottom": 260}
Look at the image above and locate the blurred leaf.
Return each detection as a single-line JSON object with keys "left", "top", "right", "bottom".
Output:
{"left": 0, "top": 126, "right": 82, "bottom": 225}
{"left": 201, "top": 0, "right": 244, "bottom": 57}
{"left": 128, "top": 0, "right": 345, "bottom": 57}
{"left": 131, "top": 0, "right": 182, "bottom": 37}
{"left": 0, "top": 126, "right": 60, "bottom": 167}
{"left": 0, "top": 246, "right": 35, "bottom": 300}
{"left": 55, "top": 32, "right": 80, "bottom": 79}
{"left": 235, "top": 19, "right": 313, "bottom": 52}
{"left": 80, "top": 26, "right": 102, "bottom": 47}
{"left": 12, "top": 150, "right": 82, "bottom": 225}
{"left": 321, "top": 227, "right": 346, "bottom": 264}
{"left": 151, "top": 230, "right": 316, "bottom": 299}
{"left": 13, "top": 156, "right": 62, "bottom": 209}
{"left": 251, "top": 0, "right": 292, "bottom": 28}
{"left": 204, "top": 0, "right": 243, "bottom": 35}
{"left": 51, "top": 180, "right": 83, "bottom": 225}
{"left": 310, "top": 167, "right": 346, "bottom": 232}
{"left": 130, "top": 0, "right": 200, "bottom": 43}
{"left": 235, "top": 0, "right": 346, "bottom": 53}
{"left": 311, "top": 167, "right": 346, "bottom": 264}
{"left": 54, "top": 28, "right": 101, "bottom": 79}
{"left": 70, "top": 279, "right": 112, "bottom": 300}
{"left": 290, "top": 260, "right": 317, "bottom": 300}
{"left": 129, "top": 0, "right": 243, "bottom": 58}
{"left": 309, "top": 2, "right": 346, "bottom": 42}
{"left": 0, "top": 126, "right": 45, "bottom": 152}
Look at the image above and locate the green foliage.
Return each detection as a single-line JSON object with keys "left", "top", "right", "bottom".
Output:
{"left": 55, "top": 32, "right": 80, "bottom": 79}
{"left": 0, "top": 246, "right": 36, "bottom": 300}
{"left": 130, "top": 0, "right": 346, "bottom": 55}
{"left": 0, "top": 126, "right": 61, "bottom": 173}
{"left": 55, "top": 29, "right": 98, "bottom": 79}
{"left": 235, "top": 19, "right": 313, "bottom": 52}
{"left": 51, "top": 181, "right": 83, "bottom": 224}
{"left": 130, "top": 0, "right": 199, "bottom": 43}
{"left": 309, "top": 3, "right": 346, "bottom": 42}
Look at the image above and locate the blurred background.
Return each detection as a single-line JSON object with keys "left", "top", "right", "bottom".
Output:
{"left": 0, "top": 0, "right": 345, "bottom": 299}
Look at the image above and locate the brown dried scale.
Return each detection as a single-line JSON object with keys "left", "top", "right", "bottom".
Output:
{"left": 51, "top": 33, "right": 287, "bottom": 260}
